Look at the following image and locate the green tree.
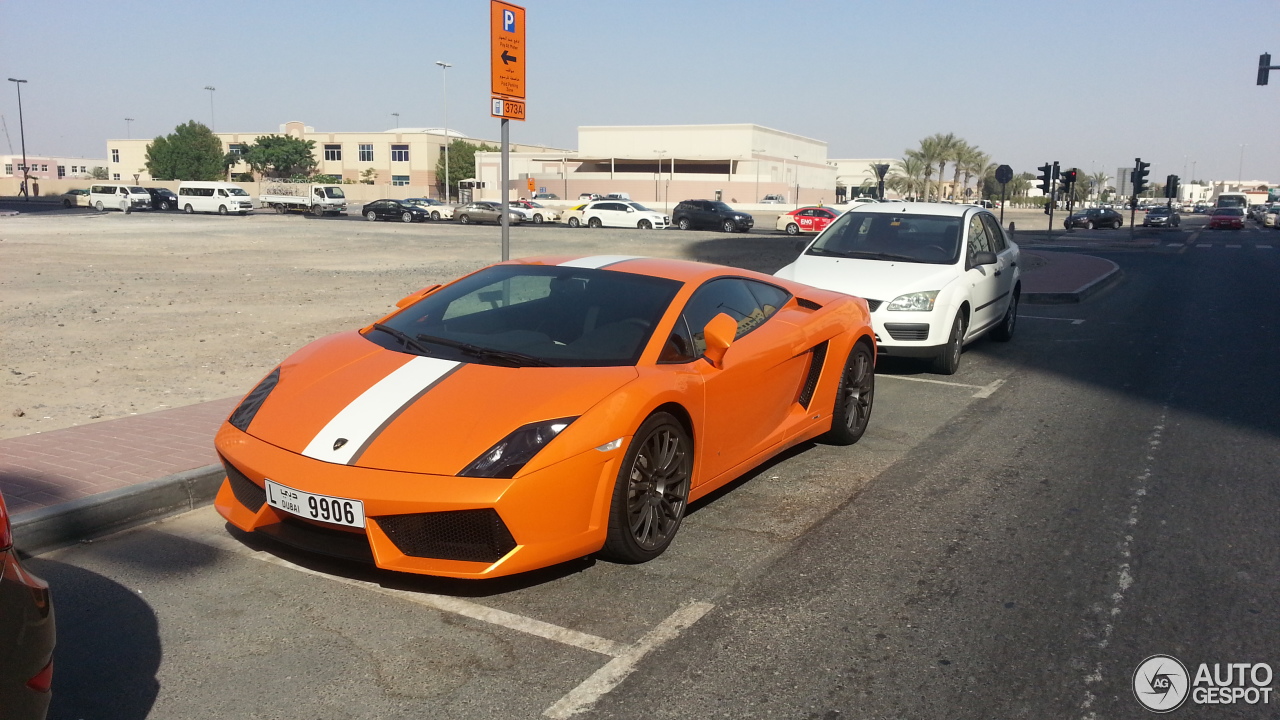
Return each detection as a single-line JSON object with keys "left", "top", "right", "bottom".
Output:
{"left": 360, "top": 168, "right": 379, "bottom": 185}
{"left": 888, "top": 155, "right": 926, "bottom": 199}
{"left": 144, "top": 121, "right": 231, "bottom": 180}
{"left": 90, "top": 166, "right": 108, "bottom": 180}
{"left": 242, "top": 134, "right": 318, "bottom": 178}
{"left": 435, "top": 139, "right": 497, "bottom": 198}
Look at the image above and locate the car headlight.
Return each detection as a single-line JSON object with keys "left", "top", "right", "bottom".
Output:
{"left": 228, "top": 367, "right": 280, "bottom": 432}
{"left": 886, "top": 291, "right": 940, "bottom": 312}
{"left": 460, "top": 417, "right": 578, "bottom": 478}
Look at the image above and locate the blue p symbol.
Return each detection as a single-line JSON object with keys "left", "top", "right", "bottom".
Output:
{"left": 503, "top": 9, "right": 515, "bottom": 32}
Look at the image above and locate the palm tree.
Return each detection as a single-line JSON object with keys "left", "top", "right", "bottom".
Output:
{"left": 911, "top": 135, "right": 946, "bottom": 201}
{"left": 927, "top": 132, "right": 959, "bottom": 200}
{"left": 948, "top": 138, "right": 972, "bottom": 200}
{"left": 1088, "top": 170, "right": 1109, "bottom": 202}
{"left": 959, "top": 148, "right": 989, "bottom": 199}
{"left": 888, "top": 155, "right": 925, "bottom": 199}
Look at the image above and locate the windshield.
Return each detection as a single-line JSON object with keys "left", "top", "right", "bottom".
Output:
{"left": 626, "top": 202, "right": 652, "bottom": 212}
{"left": 1216, "top": 195, "right": 1247, "bottom": 209}
{"left": 528, "top": 201, "right": 544, "bottom": 208}
{"left": 228, "top": 188, "right": 250, "bottom": 196}
{"left": 324, "top": 187, "right": 345, "bottom": 198}
{"left": 370, "top": 265, "right": 683, "bottom": 367}
{"left": 130, "top": 186, "right": 147, "bottom": 194}
{"left": 806, "top": 212, "right": 963, "bottom": 265}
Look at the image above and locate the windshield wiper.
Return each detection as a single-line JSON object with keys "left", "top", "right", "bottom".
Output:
{"left": 416, "top": 333, "right": 552, "bottom": 367}
{"left": 840, "top": 250, "right": 927, "bottom": 262}
{"left": 370, "top": 323, "right": 435, "bottom": 356}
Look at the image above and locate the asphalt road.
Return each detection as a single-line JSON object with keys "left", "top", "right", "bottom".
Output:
{"left": 21, "top": 212, "right": 1280, "bottom": 719}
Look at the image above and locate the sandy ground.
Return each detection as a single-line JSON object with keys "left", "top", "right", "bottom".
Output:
{"left": 0, "top": 206, "right": 1054, "bottom": 440}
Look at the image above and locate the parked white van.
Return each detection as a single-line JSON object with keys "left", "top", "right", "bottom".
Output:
{"left": 88, "top": 183, "right": 152, "bottom": 212}
{"left": 177, "top": 181, "right": 255, "bottom": 215}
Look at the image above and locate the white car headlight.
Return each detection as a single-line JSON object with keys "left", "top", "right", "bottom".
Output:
{"left": 886, "top": 291, "right": 939, "bottom": 312}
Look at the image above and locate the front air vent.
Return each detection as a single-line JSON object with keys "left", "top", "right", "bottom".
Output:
{"left": 884, "top": 323, "right": 930, "bottom": 341}
{"left": 797, "top": 341, "right": 829, "bottom": 409}
{"left": 375, "top": 509, "right": 517, "bottom": 563}
{"left": 865, "top": 299, "right": 883, "bottom": 312}
{"left": 221, "top": 456, "right": 266, "bottom": 511}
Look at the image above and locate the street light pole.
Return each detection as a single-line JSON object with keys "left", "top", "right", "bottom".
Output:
{"left": 203, "top": 86, "right": 216, "bottom": 131}
{"left": 435, "top": 61, "right": 452, "bottom": 203}
{"left": 391, "top": 112, "right": 399, "bottom": 129}
{"left": 793, "top": 154, "right": 800, "bottom": 209}
{"left": 655, "top": 150, "right": 667, "bottom": 206}
{"left": 7, "top": 78, "right": 28, "bottom": 202}
{"left": 125, "top": 117, "right": 134, "bottom": 139}
{"left": 751, "top": 148, "right": 764, "bottom": 204}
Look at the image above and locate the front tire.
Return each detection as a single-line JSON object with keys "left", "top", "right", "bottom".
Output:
{"left": 365, "top": 210, "right": 378, "bottom": 221}
{"left": 990, "top": 288, "right": 1019, "bottom": 342}
{"left": 533, "top": 213, "right": 544, "bottom": 223}
{"left": 184, "top": 204, "right": 194, "bottom": 214}
{"left": 218, "top": 205, "right": 228, "bottom": 216}
{"left": 931, "top": 312, "right": 966, "bottom": 375}
{"left": 160, "top": 200, "right": 171, "bottom": 211}
{"left": 821, "top": 341, "right": 875, "bottom": 445}
{"left": 1085, "top": 220, "right": 1094, "bottom": 230}
{"left": 785, "top": 223, "right": 800, "bottom": 236}
{"left": 567, "top": 217, "right": 581, "bottom": 228}
{"left": 721, "top": 219, "right": 736, "bottom": 233}
{"left": 401, "top": 211, "right": 414, "bottom": 223}
{"left": 600, "top": 412, "right": 692, "bottom": 564}
{"left": 638, "top": 219, "right": 652, "bottom": 230}
{"left": 431, "top": 211, "right": 441, "bottom": 221}
{"left": 588, "top": 217, "right": 602, "bottom": 228}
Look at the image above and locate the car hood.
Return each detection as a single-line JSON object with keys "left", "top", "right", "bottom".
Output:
{"left": 779, "top": 254, "right": 958, "bottom": 302}
{"left": 241, "top": 331, "right": 638, "bottom": 475}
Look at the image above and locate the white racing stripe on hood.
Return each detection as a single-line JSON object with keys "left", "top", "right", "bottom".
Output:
{"left": 302, "top": 355, "right": 462, "bottom": 465}
{"left": 559, "top": 255, "right": 643, "bottom": 269}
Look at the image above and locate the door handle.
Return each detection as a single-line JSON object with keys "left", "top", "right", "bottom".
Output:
{"left": 994, "top": 269, "right": 1002, "bottom": 276}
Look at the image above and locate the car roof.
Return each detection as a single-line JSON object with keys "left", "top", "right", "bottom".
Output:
{"left": 833, "top": 201, "right": 973, "bottom": 217}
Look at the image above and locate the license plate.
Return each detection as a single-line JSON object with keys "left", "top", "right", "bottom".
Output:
{"left": 264, "top": 479, "right": 365, "bottom": 528}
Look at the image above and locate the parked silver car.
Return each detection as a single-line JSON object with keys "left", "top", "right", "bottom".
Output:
{"left": 455, "top": 201, "right": 526, "bottom": 225}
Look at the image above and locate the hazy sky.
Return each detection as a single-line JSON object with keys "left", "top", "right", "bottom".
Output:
{"left": 2, "top": 0, "right": 1276, "bottom": 184}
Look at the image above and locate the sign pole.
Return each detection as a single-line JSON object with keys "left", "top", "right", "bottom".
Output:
{"left": 501, "top": 118, "right": 510, "bottom": 261}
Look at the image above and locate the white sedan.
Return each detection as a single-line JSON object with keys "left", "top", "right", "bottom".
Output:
{"left": 404, "top": 197, "right": 456, "bottom": 220}
{"left": 775, "top": 202, "right": 1020, "bottom": 375}
{"left": 577, "top": 200, "right": 669, "bottom": 230}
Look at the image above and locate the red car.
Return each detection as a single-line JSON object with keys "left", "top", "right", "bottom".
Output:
{"left": 1208, "top": 207, "right": 1245, "bottom": 229}
{"left": 776, "top": 206, "right": 841, "bottom": 235}
{"left": 0, "top": 491, "right": 55, "bottom": 719}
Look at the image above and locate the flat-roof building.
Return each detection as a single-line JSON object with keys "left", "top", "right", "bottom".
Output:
{"left": 2, "top": 155, "right": 109, "bottom": 181}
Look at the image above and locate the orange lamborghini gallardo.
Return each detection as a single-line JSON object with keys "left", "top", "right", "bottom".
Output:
{"left": 214, "top": 255, "right": 875, "bottom": 579}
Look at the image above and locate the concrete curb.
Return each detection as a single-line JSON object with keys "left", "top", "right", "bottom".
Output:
{"left": 12, "top": 464, "right": 223, "bottom": 555}
{"left": 1022, "top": 258, "right": 1122, "bottom": 305}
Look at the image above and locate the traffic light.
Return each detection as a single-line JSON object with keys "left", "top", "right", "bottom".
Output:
{"left": 1260, "top": 53, "right": 1272, "bottom": 86}
{"left": 1059, "top": 168, "right": 1078, "bottom": 195}
{"left": 1037, "top": 163, "right": 1054, "bottom": 194}
{"left": 1131, "top": 159, "right": 1151, "bottom": 196}
{"left": 1165, "top": 175, "right": 1180, "bottom": 199}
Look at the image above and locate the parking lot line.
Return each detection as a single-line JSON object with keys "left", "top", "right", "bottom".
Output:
{"left": 877, "top": 374, "right": 1006, "bottom": 398}
{"left": 543, "top": 601, "right": 715, "bottom": 719}
{"left": 1259, "top": 244, "right": 1273, "bottom": 249}
{"left": 153, "top": 521, "right": 629, "bottom": 657}
{"left": 1020, "top": 315, "right": 1087, "bottom": 325}
{"left": 1197, "top": 244, "right": 1211, "bottom": 248}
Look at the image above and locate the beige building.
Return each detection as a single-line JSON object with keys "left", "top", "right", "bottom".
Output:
{"left": 829, "top": 158, "right": 899, "bottom": 198}
{"left": 475, "top": 124, "right": 840, "bottom": 206}
{"left": 104, "top": 121, "right": 565, "bottom": 196}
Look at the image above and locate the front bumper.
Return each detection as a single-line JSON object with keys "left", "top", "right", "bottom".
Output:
{"left": 214, "top": 424, "right": 624, "bottom": 579}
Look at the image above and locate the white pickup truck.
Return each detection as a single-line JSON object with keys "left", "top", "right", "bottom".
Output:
{"left": 258, "top": 180, "right": 348, "bottom": 216}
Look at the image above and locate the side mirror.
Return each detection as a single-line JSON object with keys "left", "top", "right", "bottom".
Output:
{"left": 626, "top": 207, "right": 636, "bottom": 213}
{"left": 702, "top": 313, "right": 738, "bottom": 368}
{"left": 971, "top": 251, "right": 997, "bottom": 267}
{"left": 395, "top": 284, "right": 441, "bottom": 308}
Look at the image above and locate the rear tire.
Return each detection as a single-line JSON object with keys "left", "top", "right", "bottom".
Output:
{"left": 184, "top": 204, "right": 194, "bottom": 214}
{"left": 990, "top": 288, "right": 1018, "bottom": 342}
{"left": 1084, "top": 220, "right": 1094, "bottom": 230}
{"left": 95, "top": 201, "right": 105, "bottom": 212}
{"left": 600, "top": 412, "right": 692, "bottom": 564}
{"left": 677, "top": 217, "right": 692, "bottom": 231}
{"left": 458, "top": 214, "right": 471, "bottom": 224}
{"left": 160, "top": 200, "right": 171, "bottom": 210}
{"left": 588, "top": 217, "right": 602, "bottom": 228}
{"left": 930, "top": 312, "right": 966, "bottom": 375}
{"left": 821, "top": 341, "right": 875, "bottom": 446}
{"left": 218, "top": 205, "right": 228, "bottom": 216}
{"left": 568, "top": 217, "right": 580, "bottom": 228}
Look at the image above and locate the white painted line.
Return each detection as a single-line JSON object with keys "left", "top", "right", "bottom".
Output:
{"left": 1020, "top": 315, "right": 1086, "bottom": 324}
{"left": 972, "top": 378, "right": 1005, "bottom": 399}
{"left": 1259, "top": 244, "right": 1273, "bottom": 249}
{"left": 154, "top": 523, "right": 628, "bottom": 658}
{"left": 543, "top": 601, "right": 715, "bottom": 718}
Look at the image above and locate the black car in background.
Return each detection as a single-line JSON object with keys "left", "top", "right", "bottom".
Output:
{"left": 0, "top": 491, "right": 55, "bottom": 719}
{"left": 361, "top": 199, "right": 431, "bottom": 223}
{"left": 671, "top": 199, "right": 754, "bottom": 232}
{"left": 145, "top": 187, "right": 179, "bottom": 211}
{"left": 1063, "top": 206, "right": 1124, "bottom": 230}
{"left": 1142, "top": 206, "right": 1181, "bottom": 227}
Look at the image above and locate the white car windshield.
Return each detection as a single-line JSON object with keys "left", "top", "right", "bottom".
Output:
{"left": 325, "top": 187, "right": 345, "bottom": 198}
{"left": 626, "top": 202, "right": 653, "bottom": 212}
{"left": 130, "top": 187, "right": 147, "bottom": 193}
{"left": 806, "top": 212, "right": 964, "bottom": 265}
{"left": 228, "top": 188, "right": 250, "bottom": 196}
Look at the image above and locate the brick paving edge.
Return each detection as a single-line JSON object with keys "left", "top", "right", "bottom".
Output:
{"left": 12, "top": 464, "right": 223, "bottom": 556}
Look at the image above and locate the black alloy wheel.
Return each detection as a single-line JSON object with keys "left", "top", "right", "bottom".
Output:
{"left": 821, "top": 341, "right": 875, "bottom": 446}
{"left": 931, "top": 312, "right": 966, "bottom": 375}
{"left": 588, "top": 217, "right": 602, "bottom": 228}
{"left": 638, "top": 219, "right": 652, "bottom": 230}
{"left": 458, "top": 214, "right": 471, "bottom": 225}
{"left": 601, "top": 412, "right": 693, "bottom": 563}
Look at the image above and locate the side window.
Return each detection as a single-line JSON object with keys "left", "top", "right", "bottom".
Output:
{"left": 745, "top": 280, "right": 792, "bottom": 320}
{"left": 967, "top": 215, "right": 992, "bottom": 260}
{"left": 658, "top": 315, "right": 696, "bottom": 364}
{"left": 218, "top": 189, "right": 228, "bottom": 197}
{"left": 679, "top": 278, "right": 765, "bottom": 356}
{"left": 980, "top": 214, "right": 1007, "bottom": 252}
